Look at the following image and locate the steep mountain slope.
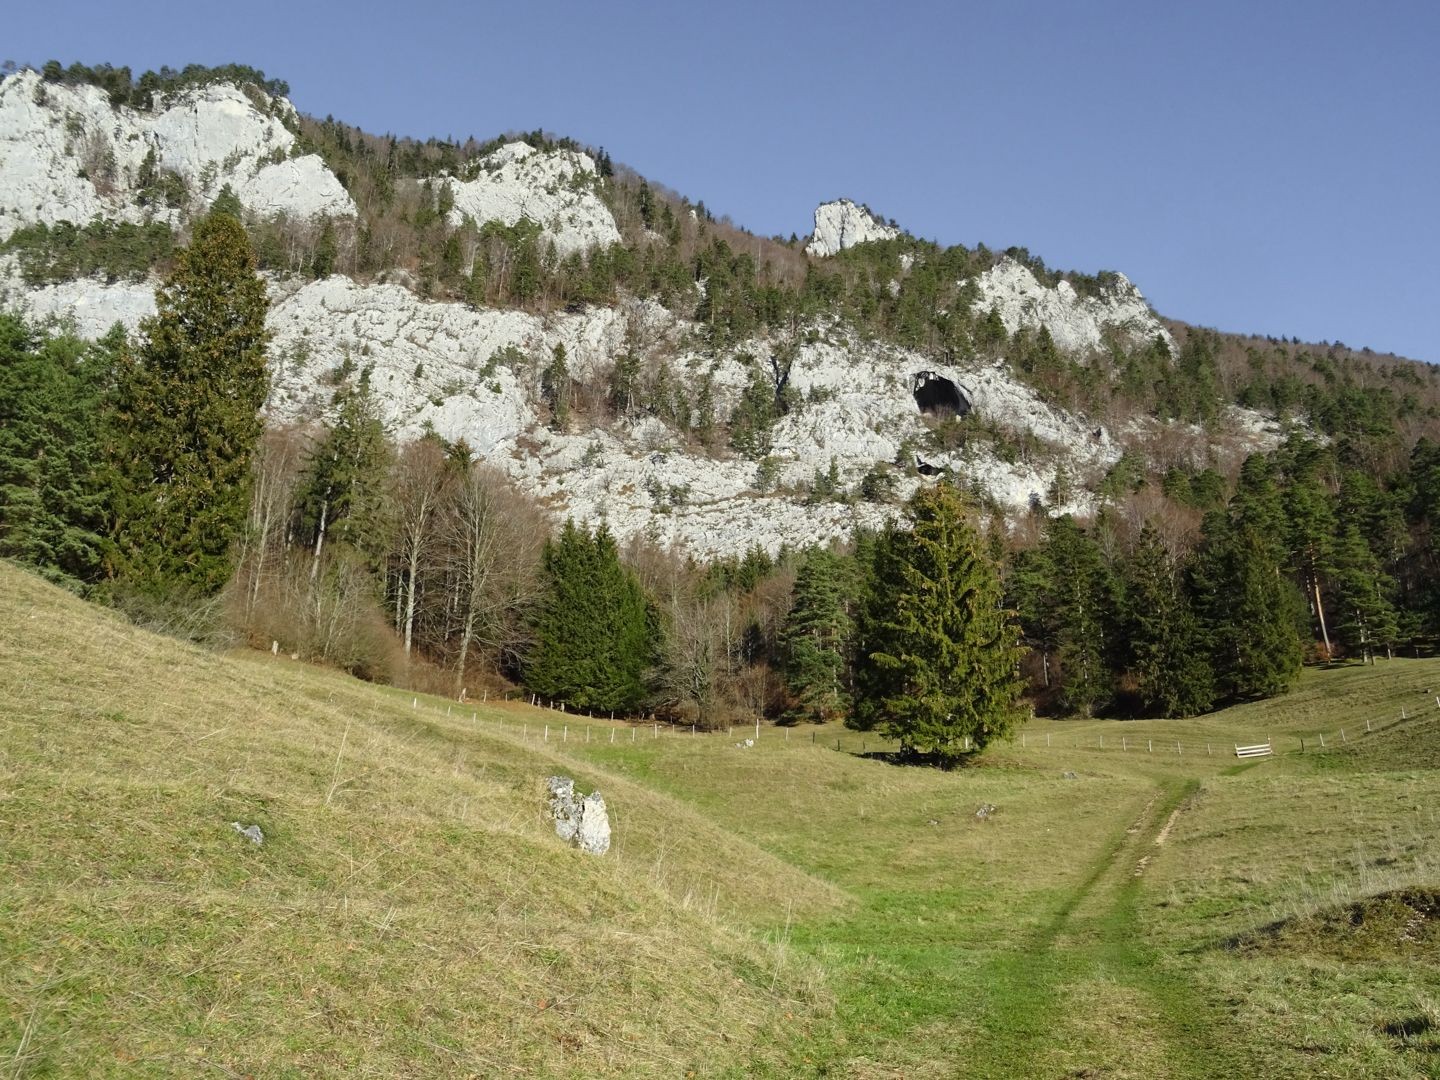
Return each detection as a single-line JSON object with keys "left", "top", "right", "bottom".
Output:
{"left": 0, "top": 63, "right": 1342, "bottom": 555}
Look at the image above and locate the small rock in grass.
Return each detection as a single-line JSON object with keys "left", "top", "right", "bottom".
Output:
{"left": 1062, "top": 771, "right": 1079, "bottom": 780}
{"left": 230, "top": 822, "right": 264, "bottom": 845}
{"left": 546, "top": 776, "right": 611, "bottom": 855}
{"left": 927, "top": 819, "right": 940, "bottom": 827}
{"left": 974, "top": 804, "right": 997, "bottom": 820}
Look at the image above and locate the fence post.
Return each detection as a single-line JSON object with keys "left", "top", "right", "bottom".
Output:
{"left": 1148, "top": 739, "right": 1152, "bottom": 753}
{"left": 1046, "top": 734, "right": 1051, "bottom": 748}
{"left": 1206, "top": 742, "right": 1211, "bottom": 756}
{"left": 1177, "top": 741, "right": 1182, "bottom": 755}
{"left": 1319, "top": 733, "right": 1325, "bottom": 748}
{"left": 610, "top": 728, "right": 614, "bottom": 744}
{"left": 544, "top": 725, "right": 549, "bottom": 742}
{"left": 563, "top": 726, "right": 567, "bottom": 743}
{"left": 1340, "top": 728, "right": 1347, "bottom": 743}
{"left": 412, "top": 697, "right": 417, "bottom": 709}
{"left": 653, "top": 723, "right": 658, "bottom": 739}
{"left": 1099, "top": 735, "right": 1104, "bottom": 749}
{"left": 1122, "top": 736, "right": 1127, "bottom": 752}
{"left": 1021, "top": 732, "right": 1026, "bottom": 748}
{"left": 755, "top": 719, "right": 761, "bottom": 743}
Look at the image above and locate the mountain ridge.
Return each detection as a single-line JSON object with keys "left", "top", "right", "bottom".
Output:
{"left": 2, "top": 61, "right": 1433, "bottom": 556}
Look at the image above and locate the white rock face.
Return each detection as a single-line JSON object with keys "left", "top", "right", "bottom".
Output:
{"left": 0, "top": 69, "right": 354, "bottom": 238}
{"left": 806, "top": 199, "right": 901, "bottom": 257}
{"left": 1, "top": 261, "right": 157, "bottom": 337}
{"left": 438, "top": 142, "right": 621, "bottom": 256}
{"left": 8, "top": 263, "right": 1279, "bottom": 560}
{"left": 973, "top": 256, "right": 1173, "bottom": 356}
{"left": 2, "top": 265, "right": 1211, "bottom": 557}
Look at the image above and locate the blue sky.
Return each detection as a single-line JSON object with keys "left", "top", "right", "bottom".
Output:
{"left": 9, "top": 0, "right": 1439, "bottom": 360}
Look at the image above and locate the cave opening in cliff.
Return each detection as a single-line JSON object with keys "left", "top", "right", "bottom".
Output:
{"left": 913, "top": 371, "right": 970, "bottom": 418}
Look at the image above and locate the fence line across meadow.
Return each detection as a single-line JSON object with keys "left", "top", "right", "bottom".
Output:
{"left": 404, "top": 685, "right": 1430, "bottom": 761}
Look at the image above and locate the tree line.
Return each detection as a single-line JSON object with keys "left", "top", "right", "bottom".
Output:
{"left": 5, "top": 206, "right": 1440, "bottom": 763}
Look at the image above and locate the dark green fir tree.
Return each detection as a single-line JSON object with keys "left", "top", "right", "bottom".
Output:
{"left": 103, "top": 210, "right": 269, "bottom": 597}
{"left": 851, "top": 485, "right": 1023, "bottom": 760}
{"left": 526, "top": 522, "right": 653, "bottom": 712}
{"left": 780, "top": 547, "right": 854, "bottom": 723}
{"left": 1123, "top": 525, "right": 1213, "bottom": 717}
{"left": 0, "top": 315, "right": 119, "bottom": 583}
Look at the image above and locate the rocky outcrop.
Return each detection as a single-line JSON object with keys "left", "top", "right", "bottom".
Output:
{"left": 4, "top": 260, "right": 1283, "bottom": 558}
{"left": 805, "top": 199, "right": 900, "bottom": 257}
{"left": 0, "top": 69, "right": 354, "bottom": 238}
{"left": 973, "top": 256, "right": 1173, "bottom": 357}
{"left": 437, "top": 142, "right": 621, "bottom": 256}
{"left": 546, "top": 776, "right": 611, "bottom": 855}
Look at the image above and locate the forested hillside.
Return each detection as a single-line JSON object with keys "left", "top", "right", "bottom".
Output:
{"left": 3, "top": 60, "right": 1438, "bottom": 736}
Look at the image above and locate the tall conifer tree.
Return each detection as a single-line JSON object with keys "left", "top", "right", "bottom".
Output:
{"left": 851, "top": 485, "right": 1023, "bottom": 760}
{"left": 1123, "top": 525, "right": 1213, "bottom": 716}
{"left": 104, "top": 210, "right": 269, "bottom": 596}
{"left": 0, "top": 316, "right": 117, "bottom": 583}
{"left": 527, "top": 522, "right": 653, "bottom": 712}
{"left": 780, "top": 547, "right": 854, "bottom": 722}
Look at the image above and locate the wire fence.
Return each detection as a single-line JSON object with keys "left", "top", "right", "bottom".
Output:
{"left": 408, "top": 685, "right": 1431, "bottom": 761}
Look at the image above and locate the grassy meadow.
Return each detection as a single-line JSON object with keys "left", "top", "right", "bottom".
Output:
{"left": 2, "top": 561, "right": 1437, "bottom": 1077}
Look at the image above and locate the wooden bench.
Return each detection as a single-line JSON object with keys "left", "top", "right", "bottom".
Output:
{"left": 1234, "top": 740, "right": 1273, "bottom": 759}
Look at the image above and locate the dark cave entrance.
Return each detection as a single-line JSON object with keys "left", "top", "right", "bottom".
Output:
{"left": 913, "top": 371, "right": 970, "bottom": 418}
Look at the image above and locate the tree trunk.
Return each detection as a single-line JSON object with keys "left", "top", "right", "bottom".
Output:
{"left": 310, "top": 495, "right": 329, "bottom": 582}
{"left": 1312, "top": 575, "right": 1332, "bottom": 658}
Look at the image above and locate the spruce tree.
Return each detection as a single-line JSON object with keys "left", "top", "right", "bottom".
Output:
{"left": 1283, "top": 449, "right": 1338, "bottom": 656}
{"left": 1038, "top": 516, "right": 1117, "bottom": 716}
{"left": 1330, "top": 523, "right": 1399, "bottom": 662}
{"left": 104, "top": 210, "right": 269, "bottom": 597}
{"left": 1123, "top": 526, "right": 1213, "bottom": 717}
{"left": 527, "top": 522, "right": 653, "bottom": 712}
{"left": 0, "top": 316, "right": 116, "bottom": 583}
{"left": 1228, "top": 526, "right": 1305, "bottom": 697}
{"left": 542, "top": 343, "right": 570, "bottom": 430}
{"left": 851, "top": 485, "right": 1023, "bottom": 760}
{"left": 1192, "top": 513, "right": 1303, "bottom": 700}
{"left": 780, "top": 548, "right": 854, "bottom": 723}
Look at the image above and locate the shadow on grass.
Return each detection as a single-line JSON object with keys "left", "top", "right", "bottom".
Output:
{"left": 854, "top": 748, "right": 982, "bottom": 770}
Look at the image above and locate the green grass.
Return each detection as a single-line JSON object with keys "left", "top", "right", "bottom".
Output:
{"left": 3, "top": 561, "right": 1439, "bottom": 1076}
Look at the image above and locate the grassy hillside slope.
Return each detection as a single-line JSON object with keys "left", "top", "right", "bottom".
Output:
{"left": 0, "top": 563, "right": 840, "bottom": 1077}
{"left": 4, "top": 561, "right": 1439, "bottom": 1077}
